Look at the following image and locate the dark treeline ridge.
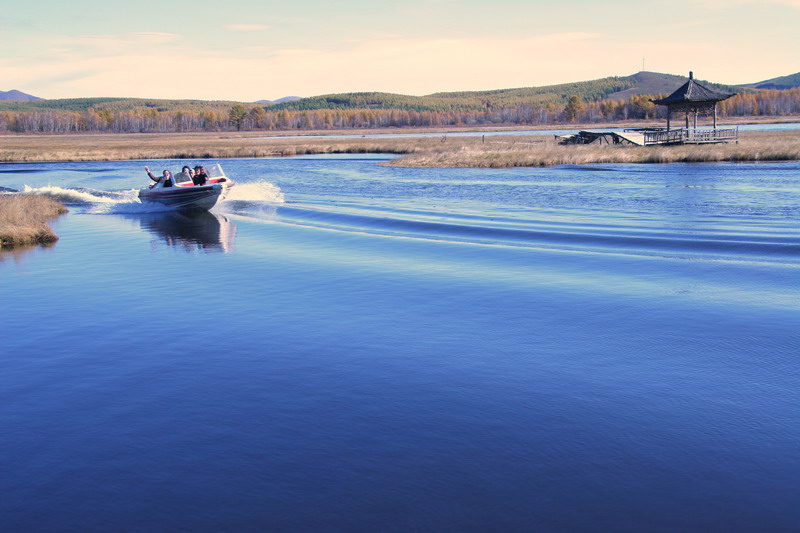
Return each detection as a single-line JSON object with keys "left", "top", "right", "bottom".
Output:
{"left": 271, "top": 77, "right": 637, "bottom": 112}
{"left": 742, "top": 72, "right": 800, "bottom": 90}
{"left": 1, "top": 80, "right": 799, "bottom": 134}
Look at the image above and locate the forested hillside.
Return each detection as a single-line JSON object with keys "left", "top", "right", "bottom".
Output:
{"left": 743, "top": 72, "right": 800, "bottom": 90}
{"left": 271, "top": 76, "right": 636, "bottom": 112}
{"left": 0, "top": 97, "right": 244, "bottom": 113}
{"left": 270, "top": 73, "right": 741, "bottom": 112}
{"left": 1, "top": 72, "right": 798, "bottom": 133}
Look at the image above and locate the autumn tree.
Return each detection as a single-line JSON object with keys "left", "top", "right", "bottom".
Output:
{"left": 229, "top": 104, "right": 249, "bottom": 131}
{"left": 564, "top": 95, "right": 584, "bottom": 122}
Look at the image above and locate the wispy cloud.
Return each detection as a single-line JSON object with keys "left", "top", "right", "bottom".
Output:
{"left": 75, "top": 32, "right": 182, "bottom": 46}
{"left": 224, "top": 24, "right": 269, "bottom": 32}
{"left": 130, "top": 32, "right": 184, "bottom": 43}
{"left": 62, "top": 32, "right": 184, "bottom": 57}
{"left": 764, "top": 0, "right": 800, "bottom": 7}
{"left": 696, "top": 0, "right": 800, "bottom": 8}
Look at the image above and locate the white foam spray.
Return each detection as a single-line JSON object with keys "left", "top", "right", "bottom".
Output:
{"left": 22, "top": 185, "right": 122, "bottom": 204}
{"left": 20, "top": 185, "right": 172, "bottom": 214}
{"left": 222, "top": 181, "right": 285, "bottom": 204}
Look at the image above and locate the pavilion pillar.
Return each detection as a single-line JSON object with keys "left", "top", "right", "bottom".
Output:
{"left": 713, "top": 103, "right": 718, "bottom": 129}
{"left": 666, "top": 109, "right": 671, "bottom": 131}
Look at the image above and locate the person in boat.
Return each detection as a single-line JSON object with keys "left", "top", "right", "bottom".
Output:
{"left": 192, "top": 165, "right": 208, "bottom": 186}
{"left": 145, "top": 166, "right": 173, "bottom": 188}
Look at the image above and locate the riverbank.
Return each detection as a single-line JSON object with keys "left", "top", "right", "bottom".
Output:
{"left": 1, "top": 126, "right": 799, "bottom": 168}
{"left": 0, "top": 195, "right": 68, "bottom": 246}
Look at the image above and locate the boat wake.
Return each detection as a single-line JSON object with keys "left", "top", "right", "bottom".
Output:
{"left": 15, "top": 180, "right": 285, "bottom": 215}
{"left": 20, "top": 185, "right": 135, "bottom": 205}
{"left": 266, "top": 204, "right": 800, "bottom": 265}
{"left": 222, "top": 181, "right": 285, "bottom": 204}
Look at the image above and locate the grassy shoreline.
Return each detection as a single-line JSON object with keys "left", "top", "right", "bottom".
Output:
{"left": 0, "top": 124, "right": 799, "bottom": 168}
{"left": 390, "top": 130, "right": 800, "bottom": 168}
{"left": 0, "top": 195, "right": 68, "bottom": 247}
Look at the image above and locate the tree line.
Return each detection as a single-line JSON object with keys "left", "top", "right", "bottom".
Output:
{"left": 2, "top": 88, "right": 799, "bottom": 134}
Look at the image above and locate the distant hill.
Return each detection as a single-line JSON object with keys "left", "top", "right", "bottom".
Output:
{"left": 0, "top": 96, "right": 250, "bottom": 113}
{"left": 0, "top": 89, "right": 42, "bottom": 101}
{"left": 605, "top": 71, "right": 739, "bottom": 99}
{"left": 256, "top": 96, "right": 302, "bottom": 105}
{"left": 269, "top": 72, "right": 747, "bottom": 113}
{"left": 269, "top": 76, "right": 637, "bottom": 113}
{"left": 1, "top": 70, "right": 793, "bottom": 116}
{"left": 741, "top": 72, "right": 800, "bottom": 90}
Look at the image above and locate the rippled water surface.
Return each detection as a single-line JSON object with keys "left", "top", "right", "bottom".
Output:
{"left": 2, "top": 155, "right": 799, "bottom": 532}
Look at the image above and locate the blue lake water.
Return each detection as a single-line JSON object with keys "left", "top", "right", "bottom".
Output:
{"left": 2, "top": 155, "right": 799, "bottom": 532}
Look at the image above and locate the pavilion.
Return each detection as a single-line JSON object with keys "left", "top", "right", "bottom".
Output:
{"left": 649, "top": 72, "right": 738, "bottom": 143}
{"left": 559, "top": 72, "right": 739, "bottom": 146}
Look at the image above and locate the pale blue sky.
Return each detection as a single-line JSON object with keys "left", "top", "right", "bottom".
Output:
{"left": 1, "top": 0, "right": 798, "bottom": 101}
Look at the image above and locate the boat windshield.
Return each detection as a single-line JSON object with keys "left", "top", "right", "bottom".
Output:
{"left": 205, "top": 164, "right": 225, "bottom": 179}
{"left": 174, "top": 171, "right": 193, "bottom": 185}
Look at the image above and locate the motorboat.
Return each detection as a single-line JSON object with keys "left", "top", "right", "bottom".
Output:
{"left": 138, "top": 163, "right": 234, "bottom": 211}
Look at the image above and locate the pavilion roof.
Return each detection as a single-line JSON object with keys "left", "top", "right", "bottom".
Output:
{"left": 652, "top": 72, "right": 735, "bottom": 106}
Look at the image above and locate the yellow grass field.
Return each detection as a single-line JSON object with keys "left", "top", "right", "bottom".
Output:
{"left": 0, "top": 128, "right": 799, "bottom": 168}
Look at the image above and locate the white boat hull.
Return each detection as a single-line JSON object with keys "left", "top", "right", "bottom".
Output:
{"left": 139, "top": 183, "right": 225, "bottom": 211}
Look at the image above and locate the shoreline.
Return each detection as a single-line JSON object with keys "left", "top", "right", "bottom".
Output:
{"left": 0, "top": 122, "right": 799, "bottom": 168}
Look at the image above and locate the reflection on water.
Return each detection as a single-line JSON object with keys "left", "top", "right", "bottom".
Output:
{"left": 0, "top": 240, "right": 57, "bottom": 262}
{"left": 133, "top": 210, "right": 237, "bottom": 253}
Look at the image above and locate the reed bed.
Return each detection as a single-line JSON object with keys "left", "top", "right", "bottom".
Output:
{"left": 0, "top": 129, "right": 798, "bottom": 168}
{"left": 0, "top": 132, "right": 424, "bottom": 162}
{"left": 0, "top": 195, "right": 68, "bottom": 246}
{"left": 388, "top": 130, "right": 800, "bottom": 167}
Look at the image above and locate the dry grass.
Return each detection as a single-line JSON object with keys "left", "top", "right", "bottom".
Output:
{"left": 0, "top": 128, "right": 798, "bottom": 168}
{"left": 389, "top": 130, "right": 800, "bottom": 167}
{"left": 0, "top": 132, "right": 424, "bottom": 162}
{"left": 0, "top": 195, "right": 68, "bottom": 246}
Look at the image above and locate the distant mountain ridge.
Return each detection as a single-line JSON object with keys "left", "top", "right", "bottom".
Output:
{"left": 0, "top": 97, "right": 248, "bottom": 113}
{"left": 605, "top": 71, "right": 738, "bottom": 100}
{"left": 2, "top": 70, "right": 798, "bottom": 114}
{"left": 740, "top": 72, "right": 800, "bottom": 90}
{"left": 0, "top": 89, "right": 42, "bottom": 101}
{"left": 268, "top": 71, "right": 746, "bottom": 113}
{"left": 256, "top": 96, "right": 302, "bottom": 105}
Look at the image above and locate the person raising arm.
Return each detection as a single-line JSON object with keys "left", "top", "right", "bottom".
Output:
{"left": 144, "top": 166, "right": 172, "bottom": 188}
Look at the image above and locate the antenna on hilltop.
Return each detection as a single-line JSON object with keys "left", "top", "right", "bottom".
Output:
{"left": 642, "top": 57, "right": 646, "bottom": 72}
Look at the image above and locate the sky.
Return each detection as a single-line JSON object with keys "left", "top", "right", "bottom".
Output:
{"left": 1, "top": 0, "right": 798, "bottom": 102}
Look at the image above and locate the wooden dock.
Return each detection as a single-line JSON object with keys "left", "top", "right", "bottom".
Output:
{"left": 558, "top": 127, "right": 738, "bottom": 146}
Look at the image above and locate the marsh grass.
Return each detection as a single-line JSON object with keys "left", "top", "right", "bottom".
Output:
{"left": 0, "top": 195, "right": 68, "bottom": 246}
{"left": 0, "top": 128, "right": 798, "bottom": 168}
{"left": 0, "top": 132, "right": 423, "bottom": 162}
{"left": 388, "top": 130, "right": 800, "bottom": 167}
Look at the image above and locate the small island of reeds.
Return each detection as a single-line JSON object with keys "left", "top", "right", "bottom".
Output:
{"left": 0, "top": 195, "right": 68, "bottom": 247}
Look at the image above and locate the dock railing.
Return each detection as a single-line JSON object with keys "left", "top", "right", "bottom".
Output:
{"left": 626, "top": 127, "right": 738, "bottom": 145}
{"left": 684, "top": 127, "right": 738, "bottom": 143}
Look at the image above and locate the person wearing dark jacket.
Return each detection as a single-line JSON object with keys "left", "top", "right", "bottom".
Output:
{"left": 145, "top": 166, "right": 172, "bottom": 188}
